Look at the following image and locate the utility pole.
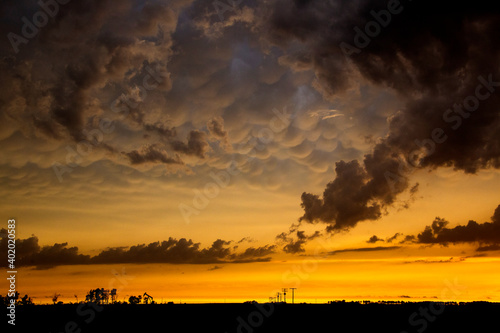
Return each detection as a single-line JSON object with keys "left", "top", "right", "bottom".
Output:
{"left": 282, "top": 288, "right": 288, "bottom": 303}
{"left": 290, "top": 288, "right": 297, "bottom": 304}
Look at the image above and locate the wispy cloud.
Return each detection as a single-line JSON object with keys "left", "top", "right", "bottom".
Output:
{"left": 308, "top": 109, "right": 344, "bottom": 120}
{"left": 328, "top": 246, "right": 401, "bottom": 255}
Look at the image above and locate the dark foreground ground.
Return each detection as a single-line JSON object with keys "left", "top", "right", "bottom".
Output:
{"left": 5, "top": 302, "right": 499, "bottom": 332}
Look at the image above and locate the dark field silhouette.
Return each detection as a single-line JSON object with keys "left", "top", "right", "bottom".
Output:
{"left": 8, "top": 301, "right": 500, "bottom": 333}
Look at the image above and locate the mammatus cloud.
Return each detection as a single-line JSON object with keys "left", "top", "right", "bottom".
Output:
{"left": 207, "top": 116, "right": 230, "bottom": 149}
{"left": 264, "top": 1, "right": 500, "bottom": 233}
{"left": 0, "top": 0, "right": 235, "bottom": 173}
{"left": 125, "top": 144, "right": 183, "bottom": 165}
{"left": 0, "top": 231, "right": 276, "bottom": 268}
{"left": 170, "top": 130, "right": 210, "bottom": 158}
{"left": 0, "top": 0, "right": 369, "bottom": 191}
{"left": 2, "top": 0, "right": 500, "bottom": 267}
{"left": 0, "top": 0, "right": 177, "bottom": 140}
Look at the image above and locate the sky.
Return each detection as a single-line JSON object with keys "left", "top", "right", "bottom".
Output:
{"left": 1, "top": 0, "right": 500, "bottom": 304}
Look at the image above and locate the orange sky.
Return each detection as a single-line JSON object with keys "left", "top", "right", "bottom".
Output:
{"left": 16, "top": 253, "right": 500, "bottom": 304}
{"left": 1, "top": 0, "right": 500, "bottom": 306}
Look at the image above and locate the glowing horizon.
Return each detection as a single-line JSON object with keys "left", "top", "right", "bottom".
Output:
{"left": 2, "top": 0, "right": 500, "bottom": 312}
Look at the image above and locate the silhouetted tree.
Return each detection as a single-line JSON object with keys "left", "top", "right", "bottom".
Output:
{"left": 1, "top": 292, "right": 33, "bottom": 306}
{"left": 110, "top": 289, "right": 117, "bottom": 303}
{"left": 52, "top": 293, "right": 60, "bottom": 305}
{"left": 86, "top": 289, "right": 96, "bottom": 303}
{"left": 102, "top": 289, "right": 110, "bottom": 304}
{"left": 85, "top": 288, "right": 110, "bottom": 304}
{"left": 21, "top": 294, "right": 33, "bottom": 305}
{"left": 128, "top": 295, "right": 142, "bottom": 304}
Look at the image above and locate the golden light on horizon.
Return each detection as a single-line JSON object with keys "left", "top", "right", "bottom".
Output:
{"left": 2, "top": 3, "right": 500, "bottom": 328}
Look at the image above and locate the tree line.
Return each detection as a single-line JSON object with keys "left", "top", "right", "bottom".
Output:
{"left": 1, "top": 288, "right": 156, "bottom": 305}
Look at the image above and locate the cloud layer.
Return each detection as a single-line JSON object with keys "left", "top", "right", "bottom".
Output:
{"left": 1, "top": 0, "right": 500, "bottom": 259}
{"left": 0, "top": 0, "right": 372, "bottom": 193}
{"left": 0, "top": 231, "right": 276, "bottom": 268}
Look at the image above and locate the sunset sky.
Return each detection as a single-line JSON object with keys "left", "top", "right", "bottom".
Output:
{"left": 1, "top": 0, "right": 500, "bottom": 304}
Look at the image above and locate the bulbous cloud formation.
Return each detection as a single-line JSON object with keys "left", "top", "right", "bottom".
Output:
{"left": 2, "top": 0, "right": 500, "bottom": 228}
{"left": 0, "top": 0, "right": 365, "bottom": 189}
{"left": 0, "top": 0, "right": 222, "bottom": 172}
{"left": 262, "top": 0, "right": 500, "bottom": 231}
{"left": 0, "top": 0, "right": 181, "bottom": 140}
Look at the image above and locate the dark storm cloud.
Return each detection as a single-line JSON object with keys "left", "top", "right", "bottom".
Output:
{"left": 1, "top": 0, "right": 362, "bottom": 182}
{"left": 299, "top": 156, "right": 403, "bottom": 231}
{"left": 370, "top": 205, "right": 500, "bottom": 250}
{"left": 0, "top": 232, "right": 275, "bottom": 267}
{"left": 0, "top": 0, "right": 223, "bottom": 171}
{"left": 414, "top": 205, "right": 500, "bottom": 248}
{"left": 0, "top": 0, "right": 178, "bottom": 141}
{"left": 125, "top": 144, "right": 183, "bottom": 165}
{"left": 263, "top": 0, "right": 500, "bottom": 231}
